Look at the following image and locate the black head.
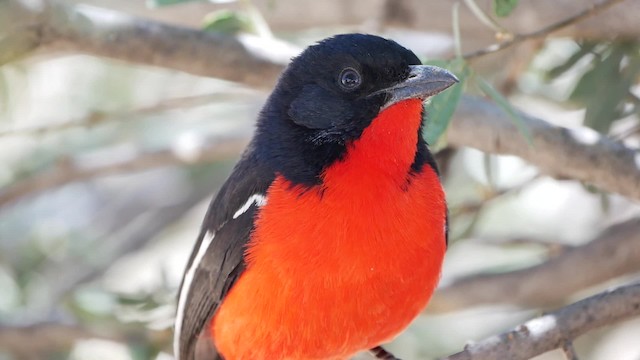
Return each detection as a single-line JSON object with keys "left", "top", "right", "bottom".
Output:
{"left": 253, "top": 33, "right": 458, "bottom": 186}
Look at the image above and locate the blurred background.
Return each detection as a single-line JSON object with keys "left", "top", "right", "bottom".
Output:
{"left": 1, "top": 0, "right": 639, "bottom": 359}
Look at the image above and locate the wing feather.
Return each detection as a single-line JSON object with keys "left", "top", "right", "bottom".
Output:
{"left": 174, "top": 147, "right": 273, "bottom": 360}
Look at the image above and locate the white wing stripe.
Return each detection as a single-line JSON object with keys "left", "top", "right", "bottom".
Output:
{"left": 174, "top": 230, "right": 216, "bottom": 359}
{"left": 233, "top": 194, "right": 267, "bottom": 219}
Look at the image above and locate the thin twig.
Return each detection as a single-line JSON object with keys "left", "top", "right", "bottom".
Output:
{"left": 463, "top": 0, "right": 627, "bottom": 60}
{"left": 561, "top": 340, "right": 580, "bottom": 360}
{"left": 0, "top": 322, "right": 116, "bottom": 356}
{"left": 462, "top": 0, "right": 511, "bottom": 36}
{"left": 0, "top": 321, "right": 169, "bottom": 359}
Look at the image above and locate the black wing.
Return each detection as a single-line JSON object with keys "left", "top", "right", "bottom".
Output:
{"left": 174, "top": 146, "right": 274, "bottom": 360}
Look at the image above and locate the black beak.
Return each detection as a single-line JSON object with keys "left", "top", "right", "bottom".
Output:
{"left": 378, "top": 65, "right": 459, "bottom": 109}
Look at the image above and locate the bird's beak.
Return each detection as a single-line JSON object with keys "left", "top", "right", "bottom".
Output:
{"left": 378, "top": 65, "right": 459, "bottom": 109}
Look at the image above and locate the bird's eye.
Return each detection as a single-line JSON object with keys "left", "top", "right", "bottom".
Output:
{"left": 339, "top": 68, "right": 362, "bottom": 90}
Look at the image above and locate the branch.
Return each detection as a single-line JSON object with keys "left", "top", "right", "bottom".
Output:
{"left": 440, "top": 282, "right": 640, "bottom": 360}
{"left": 462, "top": 0, "right": 628, "bottom": 60}
{"left": 1, "top": 0, "right": 297, "bottom": 88}
{"left": 449, "top": 95, "right": 640, "bottom": 202}
{"left": 0, "top": 0, "right": 46, "bottom": 65}
{"left": 0, "top": 322, "right": 107, "bottom": 356}
{"left": 561, "top": 341, "right": 580, "bottom": 360}
{"left": 429, "top": 218, "right": 640, "bottom": 312}
{"left": 0, "top": 321, "right": 168, "bottom": 358}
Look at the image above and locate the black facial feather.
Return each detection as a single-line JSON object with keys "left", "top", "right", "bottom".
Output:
{"left": 252, "top": 33, "right": 433, "bottom": 186}
{"left": 288, "top": 85, "right": 354, "bottom": 131}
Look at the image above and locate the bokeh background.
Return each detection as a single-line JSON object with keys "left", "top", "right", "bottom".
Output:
{"left": 1, "top": 0, "right": 639, "bottom": 359}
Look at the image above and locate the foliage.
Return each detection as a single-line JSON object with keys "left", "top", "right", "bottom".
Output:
{"left": 202, "top": 10, "right": 253, "bottom": 35}
{"left": 493, "top": 0, "right": 519, "bottom": 17}
{"left": 546, "top": 40, "right": 640, "bottom": 134}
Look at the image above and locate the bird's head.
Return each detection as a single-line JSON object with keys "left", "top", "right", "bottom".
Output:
{"left": 255, "top": 33, "right": 458, "bottom": 186}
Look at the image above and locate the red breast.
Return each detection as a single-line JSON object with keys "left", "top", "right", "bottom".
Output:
{"left": 211, "top": 99, "right": 447, "bottom": 359}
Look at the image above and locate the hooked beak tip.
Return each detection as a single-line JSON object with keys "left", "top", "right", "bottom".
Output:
{"left": 379, "top": 65, "right": 459, "bottom": 109}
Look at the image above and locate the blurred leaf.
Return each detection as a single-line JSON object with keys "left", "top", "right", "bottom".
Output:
{"left": 477, "top": 77, "right": 533, "bottom": 146}
{"left": 116, "top": 292, "right": 163, "bottom": 310}
{"left": 483, "top": 153, "right": 497, "bottom": 191}
{"left": 493, "top": 0, "right": 519, "bottom": 17}
{"left": 244, "top": 1, "right": 274, "bottom": 38}
{"left": 581, "top": 182, "right": 601, "bottom": 194}
{"left": 569, "top": 46, "right": 614, "bottom": 103}
{"left": 580, "top": 182, "right": 611, "bottom": 213}
{"left": 570, "top": 42, "right": 640, "bottom": 133}
{"left": 423, "top": 59, "right": 468, "bottom": 146}
{"left": 203, "top": 10, "right": 253, "bottom": 35}
{"left": 129, "top": 343, "right": 160, "bottom": 360}
{"left": 547, "top": 42, "right": 597, "bottom": 79}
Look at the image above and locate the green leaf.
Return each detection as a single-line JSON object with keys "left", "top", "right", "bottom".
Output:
{"left": 493, "top": 0, "right": 519, "bottom": 17}
{"left": 477, "top": 77, "right": 533, "bottom": 146}
{"left": 570, "top": 43, "right": 640, "bottom": 134}
{"left": 129, "top": 344, "right": 159, "bottom": 360}
{"left": 202, "top": 10, "right": 253, "bottom": 35}
{"left": 569, "top": 44, "right": 620, "bottom": 103}
{"left": 423, "top": 59, "right": 468, "bottom": 147}
{"left": 547, "top": 41, "right": 597, "bottom": 79}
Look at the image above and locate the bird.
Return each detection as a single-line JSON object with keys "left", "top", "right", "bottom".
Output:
{"left": 174, "top": 33, "right": 458, "bottom": 360}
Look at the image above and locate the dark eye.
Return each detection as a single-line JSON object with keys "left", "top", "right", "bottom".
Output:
{"left": 339, "top": 68, "right": 361, "bottom": 90}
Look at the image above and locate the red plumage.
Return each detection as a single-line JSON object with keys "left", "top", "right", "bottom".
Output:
{"left": 212, "top": 99, "right": 446, "bottom": 359}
